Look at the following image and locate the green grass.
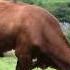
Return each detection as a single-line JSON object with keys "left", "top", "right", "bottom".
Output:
{"left": 0, "top": 56, "right": 17, "bottom": 70}
{"left": 0, "top": 56, "right": 56, "bottom": 70}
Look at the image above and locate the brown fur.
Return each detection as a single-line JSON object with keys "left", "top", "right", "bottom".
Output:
{"left": 0, "top": 2, "right": 70, "bottom": 70}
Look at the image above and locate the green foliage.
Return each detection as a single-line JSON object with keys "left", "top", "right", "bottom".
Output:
{"left": 51, "top": 3, "right": 70, "bottom": 22}
{"left": 20, "top": 0, "right": 47, "bottom": 8}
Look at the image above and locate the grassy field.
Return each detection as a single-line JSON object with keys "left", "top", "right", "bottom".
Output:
{"left": 0, "top": 55, "right": 56, "bottom": 70}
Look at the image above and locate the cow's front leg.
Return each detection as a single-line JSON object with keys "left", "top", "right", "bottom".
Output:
{"left": 15, "top": 46, "right": 32, "bottom": 70}
{"left": 16, "top": 55, "right": 32, "bottom": 70}
{"left": 0, "top": 53, "right": 4, "bottom": 57}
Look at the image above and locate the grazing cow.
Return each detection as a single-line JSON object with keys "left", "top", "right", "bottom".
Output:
{"left": 0, "top": 2, "right": 70, "bottom": 70}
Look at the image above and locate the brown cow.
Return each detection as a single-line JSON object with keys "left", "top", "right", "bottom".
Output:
{"left": 0, "top": 2, "right": 70, "bottom": 70}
